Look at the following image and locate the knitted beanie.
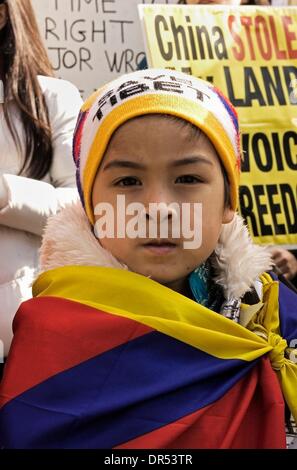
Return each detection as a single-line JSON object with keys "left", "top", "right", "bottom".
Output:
{"left": 73, "top": 69, "right": 241, "bottom": 225}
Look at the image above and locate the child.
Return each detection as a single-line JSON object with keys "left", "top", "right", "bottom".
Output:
{"left": 0, "top": 69, "right": 296, "bottom": 449}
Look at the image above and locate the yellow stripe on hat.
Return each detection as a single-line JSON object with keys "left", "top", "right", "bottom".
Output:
{"left": 81, "top": 86, "right": 106, "bottom": 112}
{"left": 82, "top": 94, "right": 240, "bottom": 225}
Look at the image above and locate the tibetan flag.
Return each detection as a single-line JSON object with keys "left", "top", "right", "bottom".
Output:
{"left": 0, "top": 266, "right": 296, "bottom": 449}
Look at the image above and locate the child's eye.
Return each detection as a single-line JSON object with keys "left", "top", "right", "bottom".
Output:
{"left": 175, "top": 175, "right": 202, "bottom": 184}
{"left": 115, "top": 177, "right": 142, "bottom": 187}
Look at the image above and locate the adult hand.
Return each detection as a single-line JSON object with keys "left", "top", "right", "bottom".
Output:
{"left": 270, "top": 247, "right": 297, "bottom": 281}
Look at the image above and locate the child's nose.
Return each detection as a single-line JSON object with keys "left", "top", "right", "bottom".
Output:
{"left": 142, "top": 189, "right": 179, "bottom": 222}
{"left": 144, "top": 208, "right": 174, "bottom": 222}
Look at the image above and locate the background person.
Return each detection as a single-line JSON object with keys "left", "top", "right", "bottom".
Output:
{"left": 0, "top": 0, "right": 82, "bottom": 361}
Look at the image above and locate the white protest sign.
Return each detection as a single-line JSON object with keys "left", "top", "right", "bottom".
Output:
{"left": 32, "top": 0, "right": 179, "bottom": 98}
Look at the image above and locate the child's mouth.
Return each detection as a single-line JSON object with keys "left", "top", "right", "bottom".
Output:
{"left": 142, "top": 240, "right": 177, "bottom": 255}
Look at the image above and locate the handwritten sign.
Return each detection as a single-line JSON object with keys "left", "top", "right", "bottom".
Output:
{"left": 32, "top": 0, "right": 179, "bottom": 98}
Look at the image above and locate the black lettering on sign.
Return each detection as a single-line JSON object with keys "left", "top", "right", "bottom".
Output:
{"left": 280, "top": 184, "right": 297, "bottom": 234}
{"left": 283, "top": 66, "right": 297, "bottom": 105}
{"left": 272, "top": 132, "right": 284, "bottom": 171}
{"left": 155, "top": 15, "right": 173, "bottom": 61}
{"left": 79, "top": 47, "right": 93, "bottom": 71}
{"left": 240, "top": 184, "right": 297, "bottom": 237}
{"left": 241, "top": 131, "right": 297, "bottom": 173}
{"left": 266, "top": 184, "right": 286, "bottom": 235}
{"left": 224, "top": 66, "right": 245, "bottom": 107}
{"left": 195, "top": 25, "right": 213, "bottom": 60}
{"left": 69, "top": 19, "right": 87, "bottom": 42}
{"left": 102, "top": 0, "right": 116, "bottom": 14}
{"left": 224, "top": 66, "right": 292, "bottom": 107}
{"left": 186, "top": 15, "right": 197, "bottom": 60}
{"left": 252, "top": 133, "right": 273, "bottom": 172}
{"left": 109, "top": 20, "right": 134, "bottom": 44}
{"left": 104, "top": 49, "right": 143, "bottom": 73}
{"left": 244, "top": 68, "right": 266, "bottom": 107}
{"left": 45, "top": 17, "right": 59, "bottom": 41}
{"left": 141, "top": 0, "right": 171, "bottom": 4}
{"left": 49, "top": 47, "right": 93, "bottom": 71}
{"left": 78, "top": 0, "right": 99, "bottom": 14}
{"left": 54, "top": 0, "right": 117, "bottom": 14}
{"left": 212, "top": 26, "right": 228, "bottom": 60}
{"left": 260, "top": 66, "right": 286, "bottom": 106}
{"left": 241, "top": 133, "right": 250, "bottom": 172}
{"left": 92, "top": 20, "right": 106, "bottom": 44}
{"left": 171, "top": 16, "right": 190, "bottom": 60}
{"left": 254, "top": 185, "right": 273, "bottom": 236}
{"left": 239, "top": 186, "right": 259, "bottom": 237}
{"left": 155, "top": 14, "right": 228, "bottom": 63}
{"left": 283, "top": 131, "right": 297, "bottom": 170}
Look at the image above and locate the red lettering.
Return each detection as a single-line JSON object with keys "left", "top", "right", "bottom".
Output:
{"left": 241, "top": 16, "right": 256, "bottom": 60}
{"left": 255, "top": 15, "right": 272, "bottom": 60}
{"left": 228, "top": 15, "right": 245, "bottom": 61}
{"left": 269, "top": 16, "right": 287, "bottom": 60}
{"left": 228, "top": 14, "right": 295, "bottom": 62}
{"left": 282, "top": 16, "right": 297, "bottom": 59}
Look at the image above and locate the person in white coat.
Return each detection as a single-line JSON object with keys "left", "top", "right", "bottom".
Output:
{"left": 0, "top": 0, "right": 82, "bottom": 359}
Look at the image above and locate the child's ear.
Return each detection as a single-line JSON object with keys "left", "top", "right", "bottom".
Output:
{"left": 0, "top": 4, "right": 8, "bottom": 31}
{"left": 222, "top": 207, "right": 235, "bottom": 224}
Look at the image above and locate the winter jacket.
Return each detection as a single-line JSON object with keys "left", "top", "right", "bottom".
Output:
{"left": 0, "top": 76, "right": 82, "bottom": 356}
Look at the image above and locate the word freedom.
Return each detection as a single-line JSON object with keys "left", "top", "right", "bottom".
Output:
{"left": 94, "top": 196, "right": 202, "bottom": 249}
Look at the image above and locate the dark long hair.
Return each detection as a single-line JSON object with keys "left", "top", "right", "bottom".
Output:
{"left": 0, "top": 0, "right": 54, "bottom": 179}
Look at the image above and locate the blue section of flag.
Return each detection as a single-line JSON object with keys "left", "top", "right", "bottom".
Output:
{"left": 277, "top": 279, "right": 297, "bottom": 344}
{"left": 0, "top": 330, "right": 257, "bottom": 449}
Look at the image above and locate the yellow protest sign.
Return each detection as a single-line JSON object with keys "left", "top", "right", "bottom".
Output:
{"left": 139, "top": 5, "right": 297, "bottom": 248}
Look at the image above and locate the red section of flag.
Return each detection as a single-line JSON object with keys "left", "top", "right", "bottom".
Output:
{"left": 0, "top": 296, "right": 152, "bottom": 408}
{"left": 116, "top": 357, "right": 286, "bottom": 449}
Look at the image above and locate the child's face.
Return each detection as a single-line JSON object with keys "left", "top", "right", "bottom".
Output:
{"left": 92, "top": 115, "right": 234, "bottom": 295}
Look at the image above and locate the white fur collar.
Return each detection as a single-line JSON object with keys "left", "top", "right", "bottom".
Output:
{"left": 40, "top": 201, "right": 272, "bottom": 300}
